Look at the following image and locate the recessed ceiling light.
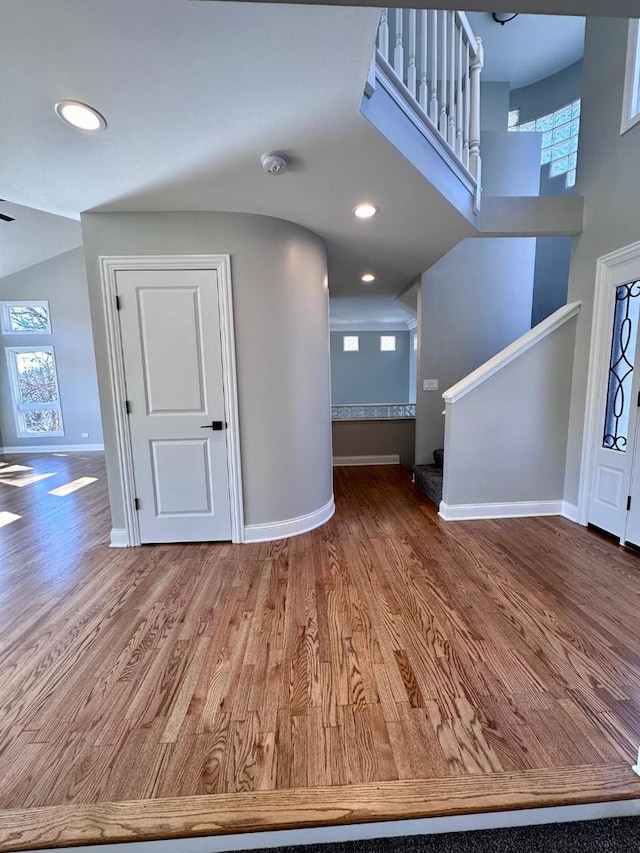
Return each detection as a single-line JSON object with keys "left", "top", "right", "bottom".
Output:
{"left": 361, "top": 273, "right": 376, "bottom": 283}
{"left": 55, "top": 100, "right": 107, "bottom": 132}
{"left": 353, "top": 203, "right": 378, "bottom": 219}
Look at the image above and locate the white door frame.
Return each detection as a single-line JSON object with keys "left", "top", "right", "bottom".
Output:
{"left": 99, "top": 254, "right": 244, "bottom": 546}
{"left": 578, "top": 238, "right": 640, "bottom": 526}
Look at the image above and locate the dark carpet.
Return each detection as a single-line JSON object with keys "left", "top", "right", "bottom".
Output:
{"left": 253, "top": 818, "right": 640, "bottom": 852}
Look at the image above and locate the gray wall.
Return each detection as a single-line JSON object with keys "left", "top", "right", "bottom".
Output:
{"left": 81, "top": 212, "right": 332, "bottom": 530}
{"left": 565, "top": 18, "right": 640, "bottom": 506}
{"left": 416, "top": 237, "right": 536, "bottom": 464}
{"left": 330, "top": 330, "right": 410, "bottom": 404}
{"left": 443, "top": 315, "right": 577, "bottom": 506}
{"left": 0, "top": 248, "right": 103, "bottom": 449}
{"left": 480, "top": 82, "right": 510, "bottom": 132}
{"left": 332, "top": 419, "right": 415, "bottom": 470}
{"left": 510, "top": 61, "right": 583, "bottom": 124}
{"left": 511, "top": 62, "right": 583, "bottom": 327}
{"left": 416, "top": 127, "right": 540, "bottom": 465}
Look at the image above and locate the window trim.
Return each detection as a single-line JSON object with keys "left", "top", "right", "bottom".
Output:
{"left": 4, "top": 345, "right": 64, "bottom": 437}
{"left": 0, "top": 300, "right": 52, "bottom": 335}
{"left": 621, "top": 19, "right": 640, "bottom": 136}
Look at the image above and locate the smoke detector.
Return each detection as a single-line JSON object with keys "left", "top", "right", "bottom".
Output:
{"left": 261, "top": 152, "right": 289, "bottom": 175}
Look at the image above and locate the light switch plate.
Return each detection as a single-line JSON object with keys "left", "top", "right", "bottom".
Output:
{"left": 423, "top": 379, "right": 439, "bottom": 391}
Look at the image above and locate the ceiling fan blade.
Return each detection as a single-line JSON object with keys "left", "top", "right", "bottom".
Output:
{"left": 0, "top": 213, "right": 15, "bottom": 222}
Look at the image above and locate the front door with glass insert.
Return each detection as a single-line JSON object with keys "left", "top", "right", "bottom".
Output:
{"left": 589, "top": 279, "right": 640, "bottom": 540}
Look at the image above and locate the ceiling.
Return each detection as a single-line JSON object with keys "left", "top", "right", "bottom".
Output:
{"left": 0, "top": 202, "right": 82, "bottom": 279}
{"left": 466, "top": 12, "right": 585, "bottom": 88}
{"left": 0, "top": 0, "right": 583, "bottom": 323}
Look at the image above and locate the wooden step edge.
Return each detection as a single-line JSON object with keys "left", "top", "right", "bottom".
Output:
{"left": 2, "top": 763, "right": 640, "bottom": 852}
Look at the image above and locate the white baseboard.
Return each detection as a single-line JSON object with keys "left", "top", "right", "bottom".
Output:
{"left": 0, "top": 444, "right": 105, "bottom": 454}
{"left": 110, "top": 529, "right": 130, "bottom": 548}
{"left": 333, "top": 454, "right": 400, "bottom": 466}
{"left": 243, "top": 496, "right": 335, "bottom": 543}
{"left": 439, "top": 499, "right": 564, "bottom": 521}
{"left": 26, "top": 799, "right": 640, "bottom": 853}
{"left": 561, "top": 501, "right": 580, "bottom": 523}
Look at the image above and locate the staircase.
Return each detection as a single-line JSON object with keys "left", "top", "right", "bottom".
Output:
{"left": 414, "top": 448, "right": 444, "bottom": 506}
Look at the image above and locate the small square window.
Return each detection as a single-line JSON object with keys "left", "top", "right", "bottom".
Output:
{"left": 343, "top": 335, "right": 359, "bottom": 352}
{"left": 413, "top": 332, "right": 418, "bottom": 351}
{"left": 507, "top": 109, "right": 520, "bottom": 130}
{"left": 380, "top": 335, "right": 396, "bottom": 352}
{"left": 1, "top": 301, "right": 51, "bottom": 334}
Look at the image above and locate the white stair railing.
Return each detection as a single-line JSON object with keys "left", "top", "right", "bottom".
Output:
{"left": 376, "top": 8, "right": 483, "bottom": 208}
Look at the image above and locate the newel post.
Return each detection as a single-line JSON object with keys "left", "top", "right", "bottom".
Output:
{"left": 469, "top": 36, "right": 483, "bottom": 210}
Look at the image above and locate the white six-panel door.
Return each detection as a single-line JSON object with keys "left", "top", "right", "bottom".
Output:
{"left": 117, "top": 268, "right": 232, "bottom": 543}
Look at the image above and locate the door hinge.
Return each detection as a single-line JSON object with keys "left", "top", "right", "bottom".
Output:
{"left": 125, "top": 400, "right": 131, "bottom": 414}
{"left": 637, "top": 390, "right": 640, "bottom": 407}
{"left": 115, "top": 294, "right": 121, "bottom": 310}
{"left": 627, "top": 495, "right": 632, "bottom": 511}
{"left": 134, "top": 497, "right": 141, "bottom": 511}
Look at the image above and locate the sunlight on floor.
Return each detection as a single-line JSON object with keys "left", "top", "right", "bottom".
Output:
{"left": 0, "top": 465, "right": 34, "bottom": 474}
{"left": 0, "top": 472, "right": 56, "bottom": 488}
{"left": 48, "top": 477, "right": 98, "bottom": 497}
{"left": 0, "top": 511, "right": 21, "bottom": 528}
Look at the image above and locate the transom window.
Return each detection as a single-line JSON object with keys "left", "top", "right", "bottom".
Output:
{"left": 508, "top": 99, "right": 581, "bottom": 188}
{"left": 380, "top": 335, "right": 396, "bottom": 352}
{"left": 622, "top": 19, "right": 640, "bottom": 134}
{"left": 343, "top": 335, "right": 359, "bottom": 352}
{"left": 1, "top": 301, "right": 51, "bottom": 334}
{"left": 4, "top": 346, "right": 64, "bottom": 436}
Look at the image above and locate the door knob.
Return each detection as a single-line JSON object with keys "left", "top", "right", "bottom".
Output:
{"left": 201, "top": 421, "right": 227, "bottom": 430}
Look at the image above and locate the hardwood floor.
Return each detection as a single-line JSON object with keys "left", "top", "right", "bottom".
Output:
{"left": 1, "top": 458, "right": 640, "bottom": 850}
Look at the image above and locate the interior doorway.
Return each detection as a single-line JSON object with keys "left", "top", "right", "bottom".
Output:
{"left": 100, "top": 255, "right": 244, "bottom": 546}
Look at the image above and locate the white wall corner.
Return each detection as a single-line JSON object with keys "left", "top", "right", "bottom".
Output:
{"left": 333, "top": 455, "right": 400, "bottom": 467}
{"left": 439, "top": 500, "right": 564, "bottom": 521}
{"left": 243, "top": 495, "right": 335, "bottom": 543}
{"left": 109, "top": 528, "right": 130, "bottom": 548}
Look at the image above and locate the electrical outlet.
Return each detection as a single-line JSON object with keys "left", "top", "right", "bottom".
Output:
{"left": 81, "top": 432, "right": 89, "bottom": 438}
{"left": 423, "top": 379, "right": 439, "bottom": 391}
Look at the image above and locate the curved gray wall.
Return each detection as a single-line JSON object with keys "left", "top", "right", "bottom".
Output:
{"left": 81, "top": 211, "right": 332, "bottom": 532}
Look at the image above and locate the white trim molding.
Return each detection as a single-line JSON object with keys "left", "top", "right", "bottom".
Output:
{"left": 562, "top": 501, "right": 580, "bottom": 523}
{"left": 439, "top": 500, "right": 564, "bottom": 521}
{"left": 578, "top": 239, "right": 640, "bottom": 525}
{"left": 443, "top": 302, "right": 581, "bottom": 404}
{"left": 109, "top": 529, "right": 130, "bottom": 548}
{"left": 621, "top": 18, "right": 640, "bottom": 136}
{"left": 244, "top": 496, "right": 335, "bottom": 543}
{"left": 0, "top": 444, "right": 104, "bottom": 454}
{"left": 99, "top": 254, "right": 244, "bottom": 546}
{"left": 333, "top": 454, "right": 400, "bottom": 466}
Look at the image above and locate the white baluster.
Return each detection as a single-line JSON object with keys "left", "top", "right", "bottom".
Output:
{"left": 429, "top": 10, "right": 438, "bottom": 124}
{"left": 407, "top": 9, "right": 417, "bottom": 98}
{"left": 418, "top": 10, "right": 428, "bottom": 113}
{"left": 463, "top": 41, "right": 470, "bottom": 169}
{"left": 469, "top": 36, "right": 484, "bottom": 192}
{"left": 448, "top": 12, "right": 456, "bottom": 149}
{"left": 394, "top": 9, "right": 404, "bottom": 82}
{"left": 456, "top": 28, "right": 463, "bottom": 159}
{"left": 439, "top": 10, "right": 448, "bottom": 138}
{"left": 378, "top": 8, "right": 389, "bottom": 61}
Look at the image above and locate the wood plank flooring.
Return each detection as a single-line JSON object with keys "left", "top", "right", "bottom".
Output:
{"left": 2, "top": 457, "right": 640, "bottom": 850}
